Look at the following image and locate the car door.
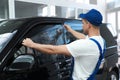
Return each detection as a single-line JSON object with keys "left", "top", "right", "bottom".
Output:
{"left": 8, "top": 22, "right": 71, "bottom": 80}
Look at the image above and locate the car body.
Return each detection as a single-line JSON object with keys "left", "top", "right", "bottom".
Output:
{"left": 0, "top": 17, "right": 119, "bottom": 80}
{"left": 97, "top": 23, "right": 119, "bottom": 80}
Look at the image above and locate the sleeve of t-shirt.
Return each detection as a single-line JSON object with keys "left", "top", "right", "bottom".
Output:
{"left": 66, "top": 39, "right": 98, "bottom": 57}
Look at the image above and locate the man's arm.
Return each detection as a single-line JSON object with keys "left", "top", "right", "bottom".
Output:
{"left": 22, "top": 38, "right": 71, "bottom": 56}
{"left": 64, "top": 24, "right": 86, "bottom": 39}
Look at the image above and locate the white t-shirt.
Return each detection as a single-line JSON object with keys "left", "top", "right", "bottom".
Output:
{"left": 66, "top": 36, "right": 104, "bottom": 80}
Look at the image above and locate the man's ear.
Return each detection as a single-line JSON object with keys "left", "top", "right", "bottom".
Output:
{"left": 88, "top": 22, "right": 93, "bottom": 28}
{"left": 86, "top": 21, "right": 90, "bottom": 28}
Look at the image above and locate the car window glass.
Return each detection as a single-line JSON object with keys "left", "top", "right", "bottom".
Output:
{"left": 64, "top": 20, "right": 83, "bottom": 43}
{"left": 64, "top": 20, "right": 83, "bottom": 31}
{"left": 31, "top": 24, "right": 63, "bottom": 44}
{"left": 56, "top": 28, "right": 65, "bottom": 45}
{"left": 15, "top": 24, "right": 65, "bottom": 64}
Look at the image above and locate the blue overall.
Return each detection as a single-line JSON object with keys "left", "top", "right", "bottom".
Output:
{"left": 70, "top": 38, "right": 106, "bottom": 80}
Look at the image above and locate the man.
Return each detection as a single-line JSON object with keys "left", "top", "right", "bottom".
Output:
{"left": 22, "top": 9, "right": 105, "bottom": 80}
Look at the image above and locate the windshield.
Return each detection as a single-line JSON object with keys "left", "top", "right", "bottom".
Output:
{"left": 0, "top": 20, "right": 25, "bottom": 52}
{"left": 0, "top": 31, "right": 17, "bottom": 52}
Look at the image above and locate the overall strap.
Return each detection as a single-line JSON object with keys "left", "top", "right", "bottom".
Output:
{"left": 90, "top": 38, "right": 103, "bottom": 58}
{"left": 87, "top": 38, "right": 106, "bottom": 80}
{"left": 69, "top": 38, "right": 106, "bottom": 80}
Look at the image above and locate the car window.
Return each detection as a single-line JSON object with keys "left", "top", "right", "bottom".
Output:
{"left": 29, "top": 24, "right": 63, "bottom": 44}
{"left": 64, "top": 20, "right": 83, "bottom": 43}
{"left": 56, "top": 28, "right": 65, "bottom": 45}
{"left": 64, "top": 20, "right": 83, "bottom": 31}
{"left": 15, "top": 24, "right": 65, "bottom": 63}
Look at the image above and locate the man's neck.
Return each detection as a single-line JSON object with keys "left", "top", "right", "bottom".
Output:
{"left": 88, "top": 29, "right": 100, "bottom": 37}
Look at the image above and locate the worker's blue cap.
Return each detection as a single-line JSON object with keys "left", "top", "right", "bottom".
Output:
{"left": 79, "top": 9, "right": 103, "bottom": 26}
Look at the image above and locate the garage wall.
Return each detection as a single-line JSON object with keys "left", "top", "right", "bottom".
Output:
{"left": 106, "top": 0, "right": 120, "bottom": 36}
{"left": 7, "top": 0, "right": 106, "bottom": 22}
{"left": 15, "top": 4, "right": 38, "bottom": 18}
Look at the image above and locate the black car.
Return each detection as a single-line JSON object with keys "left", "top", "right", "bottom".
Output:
{"left": 0, "top": 17, "right": 119, "bottom": 80}
{"left": 96, "top": 23, "right": 119, "bottom": 80}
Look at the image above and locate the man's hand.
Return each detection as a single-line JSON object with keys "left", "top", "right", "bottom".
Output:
{"left": 64, "top": 24, "right": 73, "bottom": 32}
{"left": 64, "top": 24, "right": 86, "bottom": 39}
{"left": 22, "top": 38, "right": 35, "bottom": 48}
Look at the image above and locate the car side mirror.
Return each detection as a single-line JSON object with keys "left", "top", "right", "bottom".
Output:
{"left": 7, "top": 54, "right": 35, "bottom": 72}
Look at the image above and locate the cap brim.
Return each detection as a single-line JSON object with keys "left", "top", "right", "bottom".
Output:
{"left": 79, "top": 14, "right": 86, "bottom": 19}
